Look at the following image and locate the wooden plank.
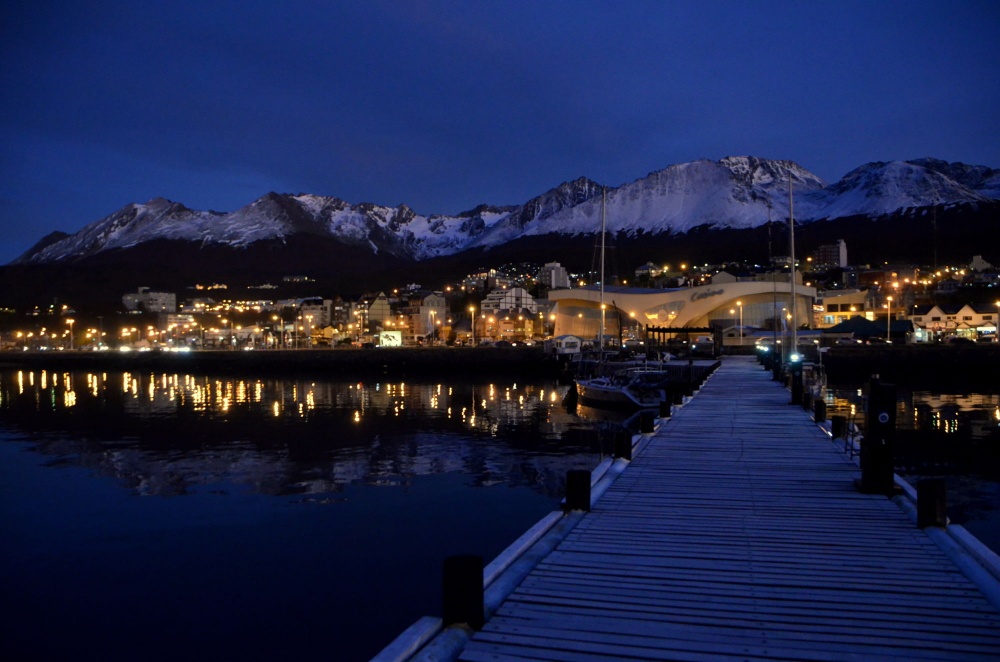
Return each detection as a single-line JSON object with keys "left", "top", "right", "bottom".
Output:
{"left": 454, "top": 357, "right": 1000, "bottom": 661}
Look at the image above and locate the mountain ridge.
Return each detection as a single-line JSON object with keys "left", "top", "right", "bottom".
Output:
{"left": 13, "top": 156, "right": 998, "bottom": 266}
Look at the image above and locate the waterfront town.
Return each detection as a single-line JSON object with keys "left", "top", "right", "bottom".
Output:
{"left": 1, "top": 240, "right": 998, "bottom": 353}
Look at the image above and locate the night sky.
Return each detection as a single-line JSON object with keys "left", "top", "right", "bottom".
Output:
{"left": 2, "top": 0, "right": 998, "bottom": 264}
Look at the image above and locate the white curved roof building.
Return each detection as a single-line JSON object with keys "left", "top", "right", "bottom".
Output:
{"left": 548, "top": 281, "right": 816, "bottom": 339}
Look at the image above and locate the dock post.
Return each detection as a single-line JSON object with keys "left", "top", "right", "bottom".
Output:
{"left": 659, "top": 400, "right": 671, "bottom": 419}
{"left": 565, "top": 469, "right": 591, "bottom": 512}
{"left": 639, "top": 410, "right": 655, "bottom": 434}
{"left": 814, "top": 398, "right": 827, "bottom": 424}
{"left": 790, "top": 372, "right": 803, "bottom": 405}
{"left": 442, "top": 555, "right": 484, "bottom": 630}
{"left": 831, "top": 415, "right": 847, "bottom": 439}
{"left": 917, "top": 479, "right": 948, "bottom": 528}
{"left": 858, "top": 377, "right": 897, "bottom": 495}
{"left": 671, "top": 386, "right": 684, "bottom": 405}
{"left": 613, "top": 430, "right": 633, "bottom": 461}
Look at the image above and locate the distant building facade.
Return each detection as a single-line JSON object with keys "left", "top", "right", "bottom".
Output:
{"left": 813, "top": 240, "right": 848, "bottom": 268}
{"left": 537, "top": 262, "right": 571, "bottom": 289}
{"left": 123, "top": 287, "right": 176, "bottom": 313}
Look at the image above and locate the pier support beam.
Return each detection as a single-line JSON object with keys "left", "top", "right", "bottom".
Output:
{"left": 613, "top": 431, "right": 633, "bottom": 461}
{"left": 442, "top": 555, "right": 484, "bottom": 630}
{"left": 814, "top": 398, "right": 827, "bottom": 424}
{"left": 857, "top": 377, "right": 897, "bottom": 495}
{"left": 565, "top": 469, "right": 591, "bottom": 512}
{"left": 639, "top": 410, "right": 655, "bottom": 434}
{"left": 831, "top": 415, "right": 847, "bottom": 440}
{"left": 917, "top": 479, "right": 948, "bottom": 528}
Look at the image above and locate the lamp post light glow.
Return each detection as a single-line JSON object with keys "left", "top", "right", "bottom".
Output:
{"left": 736, "top": 301, "right": 743, "bottom": 346}
{"left": 886, "top": 296, "right": 893, "bottom": 342}
{"left": 66, "top": 318, "right": 75, "bottom": 350}
{"left": 468, "top": 305, "right": 476, "bottom": 345}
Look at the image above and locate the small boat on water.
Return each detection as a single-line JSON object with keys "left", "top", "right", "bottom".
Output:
{"left": 575, "top": 367, "right": 669, "bottom": 410}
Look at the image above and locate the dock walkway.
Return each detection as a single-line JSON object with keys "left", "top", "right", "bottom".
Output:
{"left": 459, "top": 357, "right": 1000, "bottom": 660}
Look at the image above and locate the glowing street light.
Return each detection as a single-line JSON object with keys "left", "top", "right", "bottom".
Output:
{"left": 65, "top": 318, "right": 75, "bottom": 350}
{"left": 468, "top": 305, "right": 476, "bottom": 345}
{"left": 886, "top": 296, "right": 893, "bottom": 341}
{"left": 996, "top": 301, "right": 1000, "bottom": 342}
{"left": 736, "top": 300, "right": 743, "bottom": 346}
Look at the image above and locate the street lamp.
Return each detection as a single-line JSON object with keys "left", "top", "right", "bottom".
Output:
{"left": 995, "top": 300, "right": 1000, "bottom": 342}
{"left": 886, "top": 296, "right": 893, "bottom": 341}
{"left": 736, "top": 300, "right": 743, "bottom": 346}
{"left": 66, "top": 318, "right": 75, "bottom": 350}
{"left": 468, "top": 305, "right": 476, "bottom": 345}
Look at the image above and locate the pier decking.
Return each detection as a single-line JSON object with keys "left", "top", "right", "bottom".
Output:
{"left": 384, "top": 356, "right": 1000, "bottom": 661}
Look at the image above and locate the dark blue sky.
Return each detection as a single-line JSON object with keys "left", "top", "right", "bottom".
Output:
{"left": 2, "top": 0, "right": 998, "bottom": 263}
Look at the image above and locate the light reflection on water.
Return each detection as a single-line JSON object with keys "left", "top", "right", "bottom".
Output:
{"left": 0, "top": 369, "right": 604, "bottom": 499}
{"left": 824, "top": 383, "right": 1000, "bottom": 555}
{"left": 0, "top": 368, "right": 612, "bottom": 661}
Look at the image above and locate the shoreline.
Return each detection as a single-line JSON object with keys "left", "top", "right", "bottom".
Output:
{"left": 0, "top": 346, "right": 563, "bottom": 380}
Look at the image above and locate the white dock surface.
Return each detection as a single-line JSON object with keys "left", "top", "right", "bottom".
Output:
{"left": 460, "top": 357, "right": 1000, "bottom": 660}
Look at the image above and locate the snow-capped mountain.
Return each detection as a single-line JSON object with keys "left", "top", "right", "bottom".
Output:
{"left": 14, "top": 156, "right": 998, "bottom": 265}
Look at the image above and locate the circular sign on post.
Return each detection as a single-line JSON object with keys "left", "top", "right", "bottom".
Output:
{"left": 878, "top": 413, "right": 890, "bottom": 424}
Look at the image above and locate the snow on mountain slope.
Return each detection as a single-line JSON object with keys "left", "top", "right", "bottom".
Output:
{"left": 14, "top": 156, "right": 998, "bottom": 265}
{"left": 512, "top": 157, "right": 827, "bottom": 240}
{"left": 816, "top": 160, "right": 993, "bottom": 218}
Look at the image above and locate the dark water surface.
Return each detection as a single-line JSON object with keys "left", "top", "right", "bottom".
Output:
{"left": 0, "top": 369, "right": 610, "bottom": 661}
{"left": 825, "top": 382, "right": 1000, "bottom": 554}
{"left": 4, "top": 367, "right": 998, "bottom": 660}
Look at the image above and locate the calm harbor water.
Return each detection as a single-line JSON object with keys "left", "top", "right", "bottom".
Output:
{"left": 0, "top": 369, "right": 614, "bottom": 661}
{"left": 825, "top": 381, "right": 1000, "bottom": 554}
{"left": 2, "top": 367, "right": 998, "bottom": 660}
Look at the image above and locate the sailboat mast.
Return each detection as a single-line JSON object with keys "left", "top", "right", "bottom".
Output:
{"left": 599, "top": 187, "right": 606, "bottom": 354}
{"left": 788, "top": 176, "right": 797, "bottom": 354}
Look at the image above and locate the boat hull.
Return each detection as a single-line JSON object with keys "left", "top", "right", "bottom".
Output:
{"left": 575, "top": 378, "right": 663, "bottom": 411}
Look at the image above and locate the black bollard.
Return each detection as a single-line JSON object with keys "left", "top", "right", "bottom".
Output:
{"left": 613, "top": 430, "right": 633, "bottom": 461}
{"left": 814, "top": 398, "right": 827, "bottom": 424}
{"left": 639, "top": 410, "right": 655, "bottom": 434}
{"left": 831, "top": 415, "right": 847, "bottom": 439}
{"left": 442, "top": 555, "right": 484, "bottom": 630}
{"left": 858, "top": 377, "right": 897, "bottom": 495}
{"left": 659, "top": 400, "right": 671, "bottom": 419}
{"left": 790, "top": 373, "right": 803, "bottom": 405}
{"left": 917, "top": 479, "right": 948, "bottom": 528}
{"left": 565, "top": 469, "right": 591, "bottom": 512}
{"left": 671, "top": 386, "right": 684, "bottom": 405}
{"left": 802, "top": 389, "right": 813, "bottom": 411}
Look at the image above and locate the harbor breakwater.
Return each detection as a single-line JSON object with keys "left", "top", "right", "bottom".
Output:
{"left": 822, "top": 343, "right": 1000, "bottom": 387}
{"left": 0, "top": 346, "right": 561, "bottom": 380}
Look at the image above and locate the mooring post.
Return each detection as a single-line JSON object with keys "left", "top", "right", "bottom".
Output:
{"left": 831, "top": 414, "right": 847, "bottom": 439}
{"left": 613, "top": 430, "right": 633, "bottom": 461}
{"left": 917, "top": 478, "right": 948, "bottom": 528}
{"left": 790, "top": 372, "right": 803, "bottom": 405}
{"left": 639, "top": 410, "right": 655, "bottom": 434}
{"left": 442, "top": 554, "right": 484, "bottom": 630}
{"left": 814, "top": 398, "right": 827, "bottom": 424}
{"left": 858, "top": 376, "right": 897, "bottom": 495}
{"left": 671, "top": 385, "right": 684, "bottom": 405}
{"left": 659, "top": 400, "right": 671, "bottom": 419}
{"left": 565, "top": 469, "right": 591, "bottom": 512}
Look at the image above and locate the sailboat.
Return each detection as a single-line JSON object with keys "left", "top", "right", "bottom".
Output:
{"left": 574, "top": 188, "right": 669, "bottom": 410}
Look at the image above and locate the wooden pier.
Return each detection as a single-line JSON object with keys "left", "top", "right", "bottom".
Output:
{"left": 379, "top": 356, "right": 1000, "bottom": 661}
